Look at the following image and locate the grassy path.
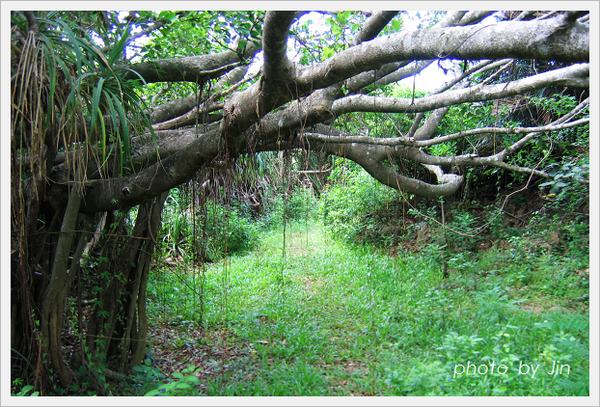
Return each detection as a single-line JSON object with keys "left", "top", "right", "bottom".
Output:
{"left": 142, "top": 221, "right": 589, "bottom": 396}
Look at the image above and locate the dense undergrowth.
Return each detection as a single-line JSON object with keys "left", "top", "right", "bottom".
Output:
{"left": 128, "top": 172, "right": 589, "bottom": 397}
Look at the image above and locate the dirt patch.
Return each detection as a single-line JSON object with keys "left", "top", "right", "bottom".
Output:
{"left": 144, "top": 322, "right": 254, "bottom": 391}
{"left": 521, "top": 303, "right": 547, "bottom": 313}
{"left": 287, "top": 231, "right": 310, "bottom": 257}
{"left": 299, "top": 274, "right": 325, "bottom": 291}
{"left": 318, "top": 360, "right": 373, "bottom": 396}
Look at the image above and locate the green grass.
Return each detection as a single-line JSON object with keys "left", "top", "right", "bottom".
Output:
{"left": 143, "top": 220, "right": 589, "bottom": 397}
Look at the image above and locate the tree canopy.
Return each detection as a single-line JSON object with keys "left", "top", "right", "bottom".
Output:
{"left": 8, "top": 9, "right": 591, "bottom": 394}
{"left": 11, "top": 10, "right": 590, "bottom": 211}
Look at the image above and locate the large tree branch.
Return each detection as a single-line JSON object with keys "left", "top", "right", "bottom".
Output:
{"left": 148, "top": 65, "right": 250, "bottom": 125}
{"left": 74, "top": 90, "right": 586, "bottom": 212}
{"left": 352, "top": 11, "right": 399, "bottom": 45}
{"left": 332, "top": 63, "right": 589, "bottom": 115}
{"left": 79, "top": 128, "right": 222, "bottom": 213}
{"left": 347, "top": 11, "right": 473, "bottom": 94}
{"left": 317, "top": 140, "right": 463, "bottom": 197}
{"left": 220, "top": 10, "right": 590, "bottom": 153}
{"left": 218, "top": 10, "right": 487, "bottom": 148}
{"left": 299, "top": 95, "right": 588, "bottom": 197}
{"left": 262, "top": 11, "right": 299, "bottom": 92}
{"left": 221, "top": 12, "right": 302, "bottom": 153}
{"left": 215, "top": 58, "right": 587, "bottom": 157}
{"left": 123, "top": 39, "right": 261, "bottom": 83}
{"left": 301, "top": 118, "right": 589, "bottom": 148}
{"left": 120, "top": 112, "right": 588, "bottom": 175}
{"left": 150, "top": 69, "right": 262, "bottom": 131}
{"left": 295, "top": 13, "right": 588, "bottom": 92}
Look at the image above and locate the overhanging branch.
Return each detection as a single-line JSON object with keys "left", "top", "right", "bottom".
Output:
{"left": 295, "top": 13, "right": 588, "bottom": 92}
{"left": 301, "top": 118, "right": 590, "bottom": 148}
{"left": 332, "top": 63, "right": 589, "bottom": 116}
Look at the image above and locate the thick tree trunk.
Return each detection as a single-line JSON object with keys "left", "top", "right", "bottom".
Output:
{"left": 85, "top": 192, "right": 167, "bottom": 373}
{"left": 40, "top": 183, "right": 83, "bottom": 387}
{"left": 11, "top": 176, "right": 167, "bottom": 394}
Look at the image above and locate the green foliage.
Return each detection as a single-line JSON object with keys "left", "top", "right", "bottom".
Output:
{"left": 139, "top": 11, "right": 264, "bottom": 60}
{"left": 262, "top": 186, "right": 318, "bottom": 226}
{"left": 320, "top": 159, "right": 397, "bottom": 245}
{"left": 433, "top": 91, "right": 589, "bottom": 198}
{"left": 539, "top": 157, "right": 589, "bottom": 224}
{"left": 131, "top": 360, "right": 166, "bottom": 394}
{"left": 203, "top": 202, "right": 260, "bottom": 261}
{"left": 440, "top": 203, "right": 505, "bottom": 253}
{"left": 528, "top": 94, "right": 589, "bottom": 177}
{"left": 291, "top": 12, "right": 365, "bottom": 65}
{"left": 385, "top": 361, "right": 449, "bottom": 396}
{"left": 11, "top": 11, "right": 153, "bottom": 178}
{"left": 132, "top": 358, "right": 204, "bottom": 396}
{"left": 291, "top": 11, "right": 449, "bottom": 67}
{"left": 339, "top": 84, "right": 425, "bottom": 136}
{"left": 143, "top": 364, "right": 203, "bottom": 396}
{"left": 142, "top": 211, "right": 588, "bottom": 396}
{"left": 540, "top": 160, "right": 589, "bottom": 195}
{"left": 292, "top": 10, "right": 444, "bottom": 66}
{"left": 529, "top": 94, "right": 586, "bottom": 122}
{"left": 131, "top": 11, "right": 265, "bottom": 109}
{"left": 159, "top": 188, "right": 260, "bottom": 262}
{"left": 11, "top": 385, "right": 39, "bottom": 397}
{"left": 524, "top": 207, "right": 589, "bottom": 262}
{"left": 11, "top": 378, "right": 40, "bottom": 397}
{"left": 64, "top": 362, "right": 110, "bottom": 396}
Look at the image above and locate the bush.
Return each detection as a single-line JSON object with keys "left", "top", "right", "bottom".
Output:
{"left": 262, "top": 186, "right": 318, "bottom": 226}
{"left": 320, "top": 159, "right": 397, "bottom": 245}
{"left": 159, "top": 188, "right": 260, "bottom": 262}
{"left": 201, "top": 202, "right": 260, "bottom": 262}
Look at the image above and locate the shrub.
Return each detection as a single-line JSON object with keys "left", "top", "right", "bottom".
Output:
{"left": 320, "top": 159, "right": 397, "bottom": 245}
{"left": 202, "top": 202, "right": 260, "bottom": 262}
{"left": 159, "top": 188, "right": 260, "bottom": 262}
{"left": 262, "top": 185, "right": 318, "bottom": 226}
